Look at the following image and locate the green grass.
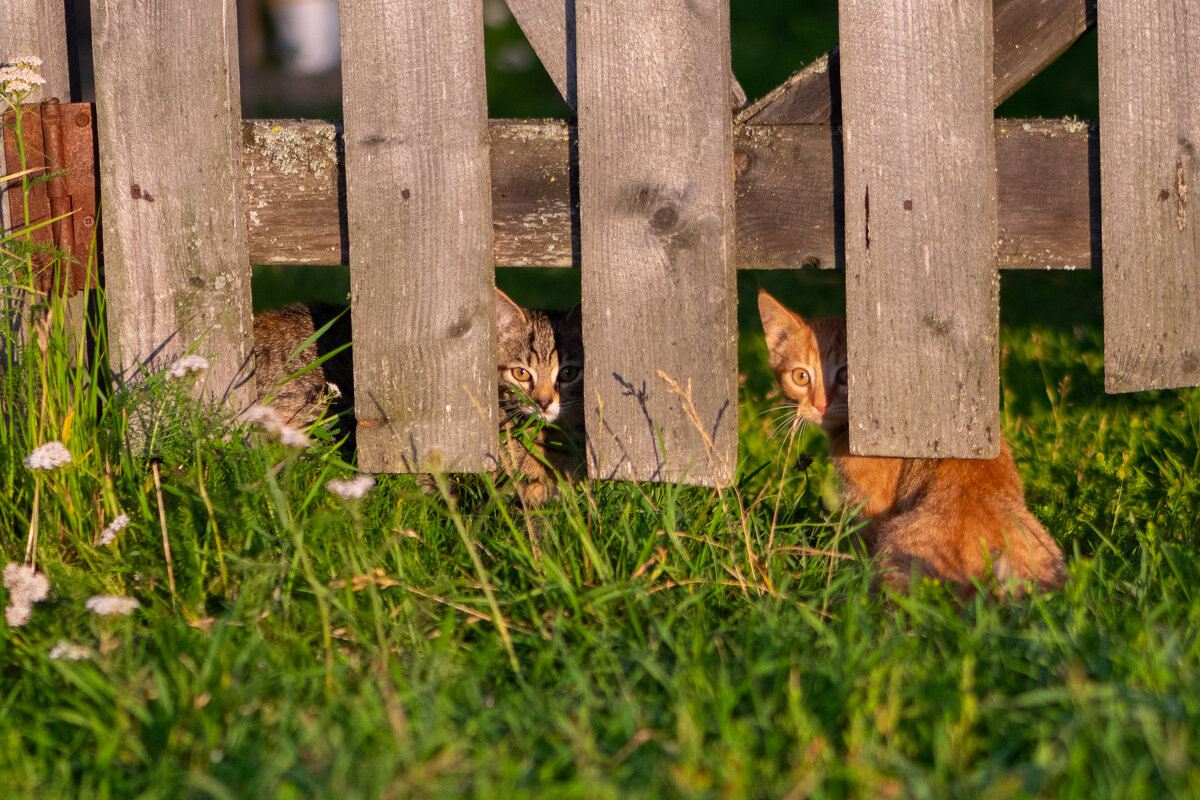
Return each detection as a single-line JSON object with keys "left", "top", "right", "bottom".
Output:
{"left": 1, "top": 264, "right": 1199, "bottom": 799}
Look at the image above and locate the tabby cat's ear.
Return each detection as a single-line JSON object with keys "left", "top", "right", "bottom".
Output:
{"left": 495, "top": 289, "right": 527, "bottom": 336}
{"left": 757, "top": 290, "right": 804, "bottom": 356}
{"left": 563, "top": 304, "right": 582, "bottom": 326}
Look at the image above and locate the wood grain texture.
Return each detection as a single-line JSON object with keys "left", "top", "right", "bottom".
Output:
{"left": 91, "top": 0, "right": 255, "bottom": 406}
{"left": 1098, "top": 3, "right": 1200, "bottom": 392}
{"left": 242, "top": 119, "right": 1095, "bottom": 272}
{"left": 577, "top": 0, "right": 737, "bottom": 485}
{"left": 339, "top": 0, "right": 497, "bottom": 473}
{"left": 996, "top": 119, "right": 1097, "bottom": 270}
{"left": 739, "top": 0, "right": 1090, "bottom": 125}
{"left": 840, "top": 0, "right": 999, "bottom": 458}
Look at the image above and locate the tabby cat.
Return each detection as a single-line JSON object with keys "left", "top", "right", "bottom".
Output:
{"left": 252, "top": 289, "right": 585, "bottom": 507}
{"left": 757, "top": 290, "right": 1066, "bottom": 598}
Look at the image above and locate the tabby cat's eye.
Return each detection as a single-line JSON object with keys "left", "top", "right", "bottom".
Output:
{"left": 511, "top": 367, "right": 531, "bottom": 381}
{"left": 836, "top": 366, "right": 848, "bottom": 385}
{"left": 557, "top": 365, "right": 580, "bottom": 382}
{"left": 791, "top": 367, "right": 811, "bottom": 387}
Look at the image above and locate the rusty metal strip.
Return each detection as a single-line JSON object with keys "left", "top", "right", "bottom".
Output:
{"left": 2, "top": 99, "right": 99, "bottom": 295}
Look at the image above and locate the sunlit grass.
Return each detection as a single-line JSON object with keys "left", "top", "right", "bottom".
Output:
{"left": 3, "top": 110, "right": 1200, "bottom": 800}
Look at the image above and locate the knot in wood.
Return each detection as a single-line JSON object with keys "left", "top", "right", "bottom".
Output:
{"left": 650, "top": 204, "right": 679, "bottom": 233}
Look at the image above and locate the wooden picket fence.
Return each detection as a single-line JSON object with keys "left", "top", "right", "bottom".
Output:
{"left": 2, "top": 0, "right": 1197, "bottom": 487}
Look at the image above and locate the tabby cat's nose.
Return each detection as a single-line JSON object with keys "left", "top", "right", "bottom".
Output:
{"left": 535, "top": 396, "right": 554, "bottom": 410}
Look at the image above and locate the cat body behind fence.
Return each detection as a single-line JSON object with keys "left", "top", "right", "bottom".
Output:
{"left": 252, "top": 290, "right": 585, "bottom": 506}
{"left": 757, "top": 290, "right": 1066, "bottom": 598}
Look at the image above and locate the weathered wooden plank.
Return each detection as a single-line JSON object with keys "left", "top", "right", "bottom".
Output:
{"left": 91, "top": 0, "right": 254, "bottom": 405}
{"left": 739, "top": 0, "right": 1091, "bottom": 125}
{"left": 840, "top": 0, "right": 999, "bottom": 458}
{"left": 577, "top": 0, "right": 737, "bottom": 485}
{"left": 0, "top": 0, "right": 71, "bottom": 104}
{"left": 996, "top": 119, "right": 1097, "bottom": 271}
{"left": 506, "top": 0, "right": 748, "bottom": 113}
{"left": 243, "top": 119, "right": 1095, "bottom": 272}
{"left": 340, "top": 0, "right": 497, "bottom": 472}
{"left": 504, "top": 0, "right": 576, "bottom": 106}
{"left": 1098, "top": 2, "right": 1200, "bottom": 392}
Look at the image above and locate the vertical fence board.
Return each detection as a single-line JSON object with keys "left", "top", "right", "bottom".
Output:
{"left": 91, "top": 0, "right": 254, "bottom": 405}
{"left": 839, "top": 0, "right": 999, "bottom": 458}
{"left": 0, "top": 0, "right": 70, "bottom": 104}
{"left": 1, "top": 0, "right": 70, "bottom": 267}
{"left": 577, "top": 0, "right": 737, "bottom": 485}
{"left": 340, "top": 0, "right": 497, "bottom": 473}
{"left": 1098, "top": 3, "right": 1200, "bottom": 392}
{"left": 505, "top": 0, "right": 574, "bottom": 105}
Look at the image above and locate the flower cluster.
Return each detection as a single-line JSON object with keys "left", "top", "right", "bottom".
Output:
{"left": 23, "top": 441, "right": 72, "bottom": 471}
{"left": 3, "top": 562, "right": 50, "bottom": 627}
{"left": 165, "top": 354, "right": 210, "bottom": 379}
{"left": 84, "top": 595, "right": 140, "bottom": 616}
{"left": 96, "top": 513, "right": 131, "bottom": 547}
{"left": 243, "top": 404, "right": 310, "bottom": 449}
{"left": 0, "top": 56, "right": 45, "bottom": 97}
{"left": 326, "top": 474, "right": 375, "bottom": 500}
{"left": 49, "top": 640, "right": 93, "bottom": 661}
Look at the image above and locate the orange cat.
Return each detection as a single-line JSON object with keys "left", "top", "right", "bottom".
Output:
{"left": 758, "top": 290, "right": 1066, "bottom": 598}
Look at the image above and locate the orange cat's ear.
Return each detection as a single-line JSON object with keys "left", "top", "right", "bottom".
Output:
{"left": 495, "top": 288, "right": 527, "bottom": 336}
{"left": 757, "top": 290, "right": 804, "bottom": 357}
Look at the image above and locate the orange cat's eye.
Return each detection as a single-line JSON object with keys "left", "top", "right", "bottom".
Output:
{"left": 511, "top": 367, "right": 531, "bottom": 381}
{"left": 791, "top": 368, "right": 811, "bottom": 387}
{"left": 557, "top": 365, "right": 580, "bottom": 383}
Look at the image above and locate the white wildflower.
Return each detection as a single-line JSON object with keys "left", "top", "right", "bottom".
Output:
{"left": 0, "top": 65, "right": 45, "bottom": 90}
{"left": 12, "top": 56, "right": 43, "bottom": 68}
{"left": 278, "top": 425, "right": 311, "bottom": 449}
{"left": 85, "top": 595, "right": 140, "bottom": 616}
{"left": 23, "top": 440, "right": 72, "bottom": 470}
{"left": 96, "top": 513, "right": 131, "bottom": 547}
{"left": 243, "top": 404, "right": 309, "bottom": 448}
{"left": 166, "top": 354, "right": 210, "bottom": 379}
{"left": 326, "top": 474, "right": 375, "bottom": 500}
{"left": 49, "top": 640, "right": 93, "bottom": 661}
{"left": 325, "top": 382, "right": 342, "bottom": 398}
{"left": 5, "top": 603, "right": 31, "bottom": 627}
{"left": 243, "top": 404, "right": 283, "bottom": 435}
{"left": 4, "top": 562, "right": 50, "bottom": 605}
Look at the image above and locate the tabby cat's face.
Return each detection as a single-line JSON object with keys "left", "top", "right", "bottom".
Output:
{"left": 496, "top": 290, "right": 584, "bottom": 429}
{"left": 757, "top": 290, "right": 849, "bottom": 434}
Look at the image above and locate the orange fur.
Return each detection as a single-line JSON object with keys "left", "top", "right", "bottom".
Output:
{"left": 758, "top": 290, "right": 1066, "bottom": 598}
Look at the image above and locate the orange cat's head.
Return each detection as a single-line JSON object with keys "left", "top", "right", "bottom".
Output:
{"left": 757, "top": 290, "right": 848, "bottom": 435}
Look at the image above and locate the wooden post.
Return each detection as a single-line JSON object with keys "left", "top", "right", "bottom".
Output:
{"left": 340, "top": 0, "right": 497, "bottom": 473}
{"left": 91, "top": 0, "right": 255, "bottom": 406}
{"left": 839, "top": 0, "right": 999, "bottom": 458}
{"left": 577, "top": 0, "right": 737, "bottom": 485}
{"left": 1098, "top": 1, "right": 1200, "bottom": 392}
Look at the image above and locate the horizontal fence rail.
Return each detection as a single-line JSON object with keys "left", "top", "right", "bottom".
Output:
{"left": 244, "top": 119, "right": 1098, "bottom": 272}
